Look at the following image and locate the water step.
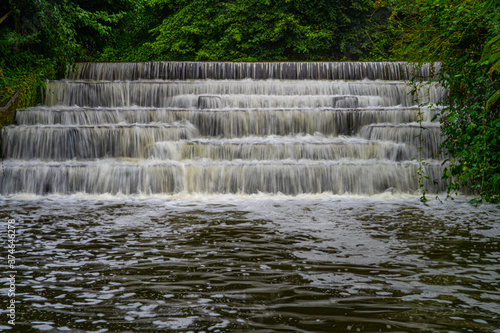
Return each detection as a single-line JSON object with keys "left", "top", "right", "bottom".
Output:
{"left": 0, "top": 160, "right": 446, "bottom": 195}
{"left": 43, "top": 80, "right": 445, "bottom": 108}
{"left": 332, "top": 96, "right": 359, "bottom": 108}
{"left": 176, "top": 94, "right": 384, "bottom": 109}
{"left": 198, "top": 95, "right": 222, "bottom": 109}
{"left": 16, "top": 108, "right": 438, "bottom": 137}
{"left": 151, "top": 137, "right": 410, "bottom": 161}
{"left": 17, "top": 107, "right": 437, "bottom": 125}
{"left": 359, "top": 123, "right": 444, "bottom": 159}
{"left": 67, "top": 61, "right": 441, "bottom": 81}
{"left": 2, "top": 123, "right": 198, "bottom": 160}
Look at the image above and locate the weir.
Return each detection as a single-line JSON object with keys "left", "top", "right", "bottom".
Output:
{"left": 0, "top": 62, "right": 447, "bottom": 195}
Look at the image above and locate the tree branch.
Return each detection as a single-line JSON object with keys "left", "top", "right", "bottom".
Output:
{"left": 0, "top": 10, "right": 12, "bottom": 25}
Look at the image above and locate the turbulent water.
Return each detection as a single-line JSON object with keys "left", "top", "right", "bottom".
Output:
{"left": 1, "top": 62, "right": 498, "bottom": 332}
{"left": 1, "top": 195, "right": 499, "bottom": 332}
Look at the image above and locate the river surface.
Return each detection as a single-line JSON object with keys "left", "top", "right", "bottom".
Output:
{"left": 1, "top": 194, "right": 499, "bottom": 332}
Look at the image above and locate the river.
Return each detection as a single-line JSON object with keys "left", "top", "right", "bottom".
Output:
{"left": 1, "top": 194, "right": 499, "bottom": 332}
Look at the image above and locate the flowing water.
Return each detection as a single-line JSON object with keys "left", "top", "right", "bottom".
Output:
{"left": 2, "top": 62, "right": 447, "bottom": 195}
{"left": 1, "top": 62, "right": 499, "bottom": 332}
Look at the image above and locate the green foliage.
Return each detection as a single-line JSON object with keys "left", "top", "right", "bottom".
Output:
{"left": 0, "top": 0, "right": 133, "bottom": 113}
{"left": 99, "top": 0, "right": 157, "bottom": 61}
{"left": 360, "top": 1, "right": 399, "bottom": 61}
{"left": 0, "top": 60, "right": 56, "bottom": 105}
{"left": 1, "top": 0, "right": 128, "bottom": 77}
{"left": 0, "top": 66, "right": 43, "bottom": 157}
{"left": 144, "top": 0, "right": 374, "bottom": 61}
{"left": 381, "top": 0, "right": 500, "bottom": 202}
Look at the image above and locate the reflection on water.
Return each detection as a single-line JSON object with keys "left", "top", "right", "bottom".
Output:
{"left": 0, "top": 195, "right": 499, "bottom": 332}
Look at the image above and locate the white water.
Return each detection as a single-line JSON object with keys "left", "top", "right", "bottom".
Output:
{"left": 1, "top": 62, "right": 447, "bottom": 195}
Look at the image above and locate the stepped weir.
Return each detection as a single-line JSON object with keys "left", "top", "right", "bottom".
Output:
{"left": 1, "top": 62, "right": 447, "bottom": 195}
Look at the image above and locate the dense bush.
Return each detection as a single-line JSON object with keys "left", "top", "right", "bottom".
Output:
{"left": 144, "top": 0, "right": 374, "bottom": 61}
{"left": 374, "top": 0, "right": 500, "bottom": 202}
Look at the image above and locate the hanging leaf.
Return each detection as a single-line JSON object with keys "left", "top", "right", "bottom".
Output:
{"left": 442, "top": 167, "right": 450, "bottom": 180}
{"left": 486, "top": 88, "right": 500, "bottom": 110}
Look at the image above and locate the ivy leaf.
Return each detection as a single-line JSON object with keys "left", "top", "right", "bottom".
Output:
{"left": 442, "top": 168, "right": 450, "bottom": 180}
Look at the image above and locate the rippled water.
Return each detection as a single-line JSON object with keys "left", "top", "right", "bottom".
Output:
{"left": 1, "top": 195, "right": 499, "bottom": 332}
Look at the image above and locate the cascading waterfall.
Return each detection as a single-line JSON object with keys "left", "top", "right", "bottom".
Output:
{"left": 0, "top": 62, "right": 447, "bottom": 195}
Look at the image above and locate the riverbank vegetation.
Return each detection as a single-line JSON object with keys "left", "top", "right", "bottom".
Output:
{"left": 374, "top": 0, "right": 499, "bottom": 202}
{"left": 1, "top": 0, "right": 498, "bottom": 201}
